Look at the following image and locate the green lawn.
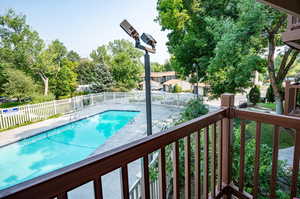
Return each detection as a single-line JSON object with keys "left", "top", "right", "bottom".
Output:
{"left": 0, "top": 101, "right": 27, "bottom": 108}
{"left": 245, "top": 122, "right": 294, "bottom": 149}
{"left": 256, "top": 103, "right": 276, "bottom": 111}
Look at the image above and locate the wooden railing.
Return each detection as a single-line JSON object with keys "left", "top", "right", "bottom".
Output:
{"left": 0, "top": 94, "right": 300, "bottom": 199}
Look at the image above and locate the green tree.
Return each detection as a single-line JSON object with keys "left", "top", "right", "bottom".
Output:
{"left": 156, "top": 0, "right": 240, "bottom": 83}
{"left": 90, "top": 45, "right": 111, "bottom": 66}
{"left": 206, "top": 0, "right": 298, "bottom": 112}
{"left": 163, "top": 60, "right": 174, "bottom": 71}
{"left": 151, "top": 62, "right": 164, "bottom": 72}
{"left": 0, "top": 9, "right": 44, "bottom": 95}
{"left": 3, "top": 68, "right": 36, "bottom": 101}
{"left": 51, "top": 59, "right": 77, "bottom": 98}
{"left": 67, "top": 50, "right": 80, "bottom": 62}
{"left": 107, "top": 39, "right": 143, "bottom": 89}
{"left": 266, "top": 85, "right": 275, "bottom": 103}
{"left": 249, "top": 85, "right": 261, "bottom": 105}
{"left": 0, "top": 9, "right": 44, "bottom": 72}
{"left": 77, "top": 60, "right": 113, "bottom": 92}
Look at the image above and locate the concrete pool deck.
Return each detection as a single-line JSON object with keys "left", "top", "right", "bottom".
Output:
{"left": 0, "top": 103, "right": 182, "bottom": 198}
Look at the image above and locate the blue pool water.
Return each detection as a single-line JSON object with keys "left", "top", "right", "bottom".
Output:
{"left": 0, "top": 110, "right": 139, "bottom": 190}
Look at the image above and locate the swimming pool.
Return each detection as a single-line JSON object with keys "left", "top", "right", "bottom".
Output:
{"left": 0, "top": 110, "right": 139, "bottom": 190}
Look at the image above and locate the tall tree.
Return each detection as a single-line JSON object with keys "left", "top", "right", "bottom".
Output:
{"left": 91, "top": 39, "right": 143, "bottom": 90}
{"left": 32, "top": 40, "right": 68, "bottom": 96}
{"left": 208, "top": 0, "right": 299, "bottom": 113}
{"left": 90, "top": 45, "right": 110, "bottom": 66}
{"left": 67, "top": 50, "right": 80, "bottom": 62}
{"left": 0, "top": 9, "right": 44, "bottom": 95}
{"left": 77, "top": 59, "right": 113, "bottom": 92}
{"left": 0, "top": 9, "right": 44, "bottom": 71}
{"left": 51, "top": 59, "right": 78, "bottom": 97}
{"left": 156, "top": 0, "right": 239, "bottom": 79}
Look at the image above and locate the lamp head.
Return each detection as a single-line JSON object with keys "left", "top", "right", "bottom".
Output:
{"left": 141, "top": 33, "right": 157, "bottom": 48}
{"left": 120, "top": 20, "right": 139, "bottom": 40}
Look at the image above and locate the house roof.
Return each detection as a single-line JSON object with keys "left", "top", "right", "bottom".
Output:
{"left": 139, "top": 80, "right": 162, "bottom": 86}
{"left": 141, "top": 71, "right": 176, "bottom": 78}
{"left": 163, "top": 79, "right": 190, "bottom": 86}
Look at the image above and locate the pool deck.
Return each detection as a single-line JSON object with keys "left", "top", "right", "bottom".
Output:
{"left": 0, "top": 103, "right": 182, "bottom": 198}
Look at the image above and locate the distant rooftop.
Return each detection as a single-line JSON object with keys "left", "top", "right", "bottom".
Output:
{"left": 141, "top": 71, "right": 176, "bottom": 78}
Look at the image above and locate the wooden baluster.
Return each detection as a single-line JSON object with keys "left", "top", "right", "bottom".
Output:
{"left": 57, "top": 192, "right": 68, "bottom": 199}
{"left": 159, "top": 147, "right": 166, "bottom": 199}
{"left": 270, "top": 126, "right": 280, "bottom": 198}
{"left": 239, "top": 121, "right": 246, "bottom": 192}
{"left": 219, "top": 120, "right": 223, "bottom": 192}
{"left": 185, "top": 135, "right": 191, "bottom": 199}
{"left": 290, "top": 129, "right": 300, "bottom": 198}
{"left": 204, "top": 126, "right": 209, "bottom": 199}
{"left": 195, "top": 130, "right": 201, "bottom": 199}
{"left": 211, "top": 123, "right": 217, "bottom": 198}
{"left": 173, "top": 141, "right": 180, "bottom": 199}
{"left": 94, "top": 177, "right": 103, "bottom": 199}
{"left": 253, "top": 122, "right": 261, "bottom": 198}
{"left": 142, "top": 155, "right": 150, "bottom": 199}
{"left": 121, "top": 166, "right": 130, "bottom": 199}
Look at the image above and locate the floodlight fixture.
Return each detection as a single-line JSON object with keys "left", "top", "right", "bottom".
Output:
{"left": 120, "top": 19, "right": 156, "bottom": 54}
{"left": 141, "top": 33, "right": 157, "bottom": 49}
{"left": 120, "top": 20, "right": 140, "bottom": 40}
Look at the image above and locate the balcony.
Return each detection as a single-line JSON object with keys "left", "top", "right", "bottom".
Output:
{"left": 282, "top": 15, "right": 300, "bottom": 50}
{"left": 0, "top": 94, "right": 300, "bottom": 199}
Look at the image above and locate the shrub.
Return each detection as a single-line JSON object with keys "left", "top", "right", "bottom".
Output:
{"left": 109, "top": 87, "right": 129, "bottom": 92}
{"left": 249, "top": 85, "right": 260, "bottom": 105}
{"left": 3, "top": 68, "right": 36, "bottom": 102}
{"left": 180, "top": 99, "right": 209, "bottom": 121}
{"left": 266, "top": 85, "right": 275, "bottom": 103}
{"left": 172, "top": 84, "right": 182, "bottom": 93}
{"left": 31, "top": 93, "right": 55, "bottom": 103}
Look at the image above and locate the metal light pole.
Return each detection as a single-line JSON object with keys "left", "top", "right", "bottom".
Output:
{"left": 120, "top": 20, "right": 156, "bottom": 136}
{"left": 144, "top": 51, "right": 152, "bottom": 136}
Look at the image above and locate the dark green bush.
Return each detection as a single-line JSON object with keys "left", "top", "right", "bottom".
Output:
{"left": 249, "top": 85, "right": 261, "bottom": 105}
{"left": 266, "top": 85, "right": 275, "bottom": 103}
{"left": 180, "top": 99, "right": 209, "bottom": 121}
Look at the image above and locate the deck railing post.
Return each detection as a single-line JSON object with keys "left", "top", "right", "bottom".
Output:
{"left": 221, "top": 94, "right": 234, "bottom": 198}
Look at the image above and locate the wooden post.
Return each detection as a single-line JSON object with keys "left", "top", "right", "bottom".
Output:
{"left": 284, "top": 81, "right": 297, "bottom": 115}
{"left": 221, "top": 94, "right": 234, "bottom": 198}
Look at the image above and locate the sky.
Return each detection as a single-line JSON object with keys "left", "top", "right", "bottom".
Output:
{"left": 0, "top": 0, "right": 170, "bottom": 64}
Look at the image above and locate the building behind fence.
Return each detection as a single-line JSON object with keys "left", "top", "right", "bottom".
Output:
{"left": 0, "top": 92, "right": 198, "bottom": 130}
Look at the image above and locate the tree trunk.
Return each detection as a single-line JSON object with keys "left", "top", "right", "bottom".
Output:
{"left": 275, "top": 97, "right": 283, "bottom": 114}
{"left": 267, "top": 34, "right": 283, "bottom": 114}
{"left": 38, "top": 72, "right": 49, "bottom": 96}
{"left": 44, "top": 77, "right": 48, "bottom": 96}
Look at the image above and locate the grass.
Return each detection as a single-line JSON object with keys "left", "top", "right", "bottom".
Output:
{"left": 245, "top": 122, "right": 294, "bottom": 149}
{"left": 256, "top": 103, "right": 276, "bottom": 111}
{"left": 0, "top": 101, "right": 27, "bottom": 108}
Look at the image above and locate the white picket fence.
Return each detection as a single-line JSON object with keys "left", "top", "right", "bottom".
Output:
{"left": 0, "top": 92, "right": 198, "bottom": 130}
